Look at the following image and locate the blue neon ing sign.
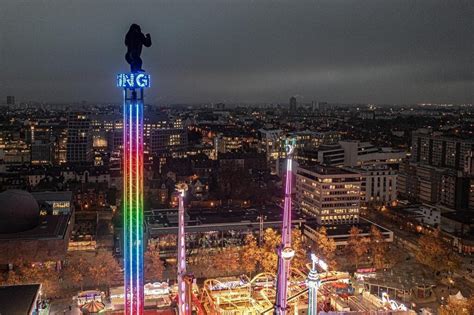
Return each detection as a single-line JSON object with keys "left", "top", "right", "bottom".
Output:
{"left": 117, "top": 73, "right": 151, "bottom": 88}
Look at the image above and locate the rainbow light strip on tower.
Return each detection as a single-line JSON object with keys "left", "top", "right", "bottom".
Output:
{"left": 274, "top": 138, "right": 296, "bottom": 314}
{"left": 118, "top": 73, "right": 148, "bottom": 315}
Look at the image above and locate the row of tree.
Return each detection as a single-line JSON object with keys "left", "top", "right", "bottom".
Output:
{"left": 185, "top": 228, "right": 307, "bottom": 277}
{"left": 316, "top": 225, "right": 389, "bottom": 270}
{"left": 183, "top": 225, "right": 392, "bottom": 278}
{"left": 0, "top": 248, "right": 165, "bottom": 298}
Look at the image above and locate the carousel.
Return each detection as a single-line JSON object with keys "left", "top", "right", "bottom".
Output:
{"left": 81, "top": 300, "right": 105, "bottom": 314}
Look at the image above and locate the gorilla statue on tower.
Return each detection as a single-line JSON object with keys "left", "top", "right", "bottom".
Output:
{"left": 125, "top": 24, "right": 152, "bottom": 73}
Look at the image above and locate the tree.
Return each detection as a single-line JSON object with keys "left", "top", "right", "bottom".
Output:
{"left": 144, "top": 244, "right": 165, "bottom": 282}
{"left": 260, "top": 228, "right": 281, "bottom": 273}
{"left": 369, "top": 225, "right": 388, "bottom": 269}
{"left": 346, "top": 226, "right": 369, "bottom": 269}
{"left": 63, "top": 252, "right": 90, "bottom": 290}
{"left": 3, "top": 270, "right": 22, "bottom": 285}
{"left": 218, "top": 247, "right": 241, "bottom": 276}
{"left": 7, "top": 260, "right": 61, "bottom": 297}
{"left": 291, "top": 229, "right": 307, "bottom": 271}
{"left": 314, "top": 226, "right": 337, "bottom": 269}
{"left": 88, "top": 251, "right": 122, "bottom": 289}
{"left": 258, "top": 228, "right": 308, "bottom": 273}
{"left": 416, "top": 229, "right": 460, "bottom": 274}
{"left": 40, "top": 272, "right": 61, "bottom": 297}
{"left": 240, "top": 234, "right": 261, "bottom": 276}
{"left": 439, "top": 295, "right": 474, "bottom": 315}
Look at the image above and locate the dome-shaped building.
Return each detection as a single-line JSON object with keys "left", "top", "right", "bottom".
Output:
{"left": 0, "top": 190, "right": 40, "bottom": 234}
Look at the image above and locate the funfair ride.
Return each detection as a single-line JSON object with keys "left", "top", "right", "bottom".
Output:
{"left": 307, "top": 254, "right": 328, "bottom": 315}
{"left": 274, "top": 138, "right": 296, "bottom": 315}
{"left": 176, "top": 183, "right": 193, "bottom": 315}
{"left": 117, "top": 72, "right": 151, "bottom": 315}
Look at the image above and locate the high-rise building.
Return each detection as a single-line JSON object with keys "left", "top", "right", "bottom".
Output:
{"left": 411, "top": 130, "right": 474, "bottom": 170}
{"left": 289, "top": 96, "right": 297, "bottom": 112}
{"left": 398, "top": 161, "right": 470, "bottom": 210}
{"left": 66, "top": 111, "right": 93, "bottom": 163}
{"left": 6, "top": 96, "right": 15, "bottom": 105}
{"left": 31, "top": 141, "right": 55, "bottom": 165}
{"left": 296, "top": 165, "right": 361, "bottom": 225}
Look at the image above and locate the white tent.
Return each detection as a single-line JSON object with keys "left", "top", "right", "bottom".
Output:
{"left": 449, "top": 290, "right": 466, "bottom": 301}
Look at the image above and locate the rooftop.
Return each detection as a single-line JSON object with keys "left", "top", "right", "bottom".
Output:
{"left": 305, "top": 218, "right": 392, "bottom": 236}
{"left": 31, "top": 191, "right": 72, "bottom": 202}
{"left": 298, "top": 164, "right": 360, "bottom": 176}
{"left": 0, "top": 213, "right": 71, "bottom": 241}
{"left": 442, "top": 211, "right": 474, "bottom": 225}
{"left": 0, "top": 284, "right": 41, "bottom": 315}
{"left": 145, "top": 206, "right": 305, "bottom": 233}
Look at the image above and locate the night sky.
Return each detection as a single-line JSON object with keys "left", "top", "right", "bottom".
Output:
{"left": 1, "top": 0, "right": 472, "bottom": 104}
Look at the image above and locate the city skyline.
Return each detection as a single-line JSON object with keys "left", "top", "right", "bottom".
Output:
{"left": 1, "top": 0, "right": 472, "bottom": 105}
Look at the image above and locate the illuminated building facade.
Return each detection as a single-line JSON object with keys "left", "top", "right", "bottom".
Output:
{"left": 296, "top": 165, "right": 361, "bottom": 225}
{"left": 66, "top": 111, "right": 93, "bottom": 163}
{"left": 118, "top": 72, "right": 150, "bottom": 315}
{"left": 352, "top": 165, "right": 397, "bottom": 206}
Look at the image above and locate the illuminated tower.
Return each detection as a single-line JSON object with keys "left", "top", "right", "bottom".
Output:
{"left": 274, "top": 138, "right": 296, "bottom": 315}
{"left": 176, "top": 183, "right": 192, "bottom": 315}
{"left": 117, "top": 73, "right": 150, "bottom": 315}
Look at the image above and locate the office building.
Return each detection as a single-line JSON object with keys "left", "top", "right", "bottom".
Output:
{"left": 288, "top": 130, "right": 341, "bottom": 150}
{"left": 296, "top": 165, "right": 361, "bottom": 225}
{"left": 66, "top": 111, "right": 93, "bottom": 163}
{"left": 315, "top": 141, "right": 405, "bottom": 168}
{"left": 150, "top": 128, "right": 188, "bottom": 155}
{"left": 352, "top": 165, "right": 397, "bottom": 206}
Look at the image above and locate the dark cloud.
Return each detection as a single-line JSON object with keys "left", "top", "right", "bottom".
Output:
{"left": 1, "top": 0, "right": 472, "bottom": 104}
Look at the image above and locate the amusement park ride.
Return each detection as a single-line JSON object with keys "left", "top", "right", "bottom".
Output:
{"left": 117, "top": 72, "right": 150, "bottom": 315}
{"left": 176, "top": 183, "right": 193, "bottom": 315}
{"left": 307, "top": 254, "right": 328, "bottom": 315}
{"left": 274, "top": 138, "right": 297, "bottom": 315}
{"left": 177, "top": 138, "right": 334, "bottom": 314}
